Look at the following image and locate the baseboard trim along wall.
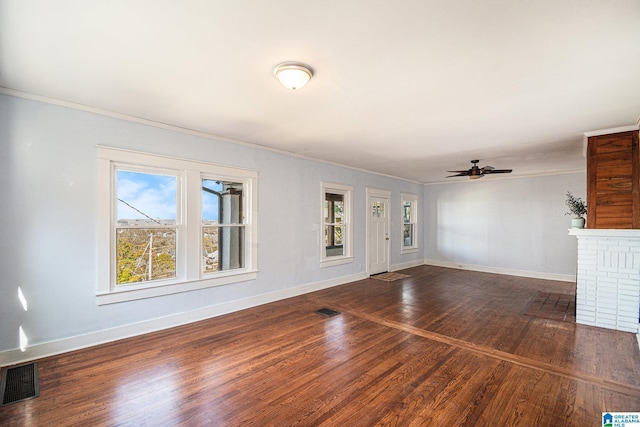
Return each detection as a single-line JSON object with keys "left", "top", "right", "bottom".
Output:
{"left": 0, "top": 272, "right": 368, "bottom": 368}
{"left": 423, "top": 259, "right": 576, "bottom": 283}
{"left": 390, "top": 259, "right": 424, "bottom": 272}
{"left": 0, "top": 262, "right": 578, "bottom": 367}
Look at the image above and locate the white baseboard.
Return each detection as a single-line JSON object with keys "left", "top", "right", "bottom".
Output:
{"left": 423, "top": 259, "right": 576, "bottom": 283}
{"left": 0, "top": 262, "right": 577, "bottom": 367}
{"left": 0, "top": 272, "right": 367, "bottom": 368}
{"left": 390, "top": 259, "right": 425, "bottom": 272}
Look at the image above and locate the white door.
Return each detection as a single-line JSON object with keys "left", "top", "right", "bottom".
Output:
{"left": 368, "top": 195, "right": 389, "bottom": 275}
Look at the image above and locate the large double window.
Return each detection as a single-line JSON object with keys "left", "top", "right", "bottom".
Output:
{"left": 98, "top": 146, "right": 257, "bottom": 304}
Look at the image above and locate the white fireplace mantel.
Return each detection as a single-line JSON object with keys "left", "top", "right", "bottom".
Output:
{"left": 569, "top": 228, "right": 640, "bottom": 333}
{"left": 569, "top": 228, "right": 640, "bottom": 238}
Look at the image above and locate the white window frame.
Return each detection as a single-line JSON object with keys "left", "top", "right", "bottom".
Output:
{"left": 97, "top": 146, "right": 258, "bottom": 305}
{"left": 321, "top": 182, "right": 353, "bottom": 267}
{"left": 401, "top": 193, "right": 418, "bottom": 254}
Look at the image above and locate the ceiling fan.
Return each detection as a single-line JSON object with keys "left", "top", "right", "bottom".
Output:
{"left": 446, "top": 160, "right": 513, "bottom": 179}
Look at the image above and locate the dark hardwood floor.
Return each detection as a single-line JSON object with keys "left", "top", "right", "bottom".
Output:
{"left": 2, "top": 265, "right": 640, "bottom": 426}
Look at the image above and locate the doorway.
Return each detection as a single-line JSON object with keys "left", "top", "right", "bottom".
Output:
{"left": 367, "top": 189, "right": 390, "bottom": 275}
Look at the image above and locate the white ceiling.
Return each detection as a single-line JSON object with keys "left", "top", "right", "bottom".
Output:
{"left": 1, "top": 0, "right": 639, "bottom": 183}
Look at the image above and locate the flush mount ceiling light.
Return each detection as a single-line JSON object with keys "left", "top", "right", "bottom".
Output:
{"left": 273, "top": 62, "right": 313, "bottom": 90}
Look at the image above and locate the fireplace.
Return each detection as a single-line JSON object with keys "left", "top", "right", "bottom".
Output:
{"left": 569, "top": 228, "right": 640, "bottom": 333}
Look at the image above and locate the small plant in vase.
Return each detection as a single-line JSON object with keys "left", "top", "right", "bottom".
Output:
{"left": 565, "top": 191, "right": 587, "bottom": 228}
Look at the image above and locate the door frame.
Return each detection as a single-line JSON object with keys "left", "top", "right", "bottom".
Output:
{"left": 366, "top": 188, "right": 391, "bottom": 275}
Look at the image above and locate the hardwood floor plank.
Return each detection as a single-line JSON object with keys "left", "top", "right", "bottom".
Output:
{"left": 322, "top": 303, "right": 640, "bottom": 398}
{"left": 1, "top": 265, "right": 639, "bottom": 426}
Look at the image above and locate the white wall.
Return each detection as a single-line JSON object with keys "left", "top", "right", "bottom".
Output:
{"left": 423, "top": 173, "right": 586, "bottom": 279}
{"left": 0, "top": 94, "right": 424, "bottom": 362}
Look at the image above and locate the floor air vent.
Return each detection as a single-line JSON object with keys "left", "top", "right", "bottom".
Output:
{"left": 1, "top": 363, "right": 39, "bottom": 406}
{"left": 316, "top": 308, "right": 341, "bottom": 317}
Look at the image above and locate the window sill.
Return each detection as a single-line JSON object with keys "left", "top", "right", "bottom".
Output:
{"left": 320, "top": 256, "right": 354, "bottom": 268}
{"left": 96, "top": 270, "right": 258, "bottom": 305}
{"left": 401, "top": 247, "right": 419, "bottom": 255}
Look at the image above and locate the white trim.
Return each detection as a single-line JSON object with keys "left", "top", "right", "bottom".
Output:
{"left": 390, "top": 259, "right": 424, "bottom": 272}
{"left": 97, "top": 146, "right": 258, "bottom": 304}
{"left": 366, "top": 188, "right": 391, "bottom": 199}
{"left": 423, "top": 259, "right": 576, "bottom": 283}
{"left": 0, "top": 88, "right": 422, "bottom": 185}
{"left": 320, "top": 182, "right": 353, "bottom": 267}
{"left": 583, "top": 125, "right": 639, "bottom": 157}
{"left": 98, "top": 145, "right": 258, "bottom": 176}
{"left": 320, "top": 256, "right": 354, "bottom": 268}
{"left": 568, "top": 228, "right": 640, "bottom": 238}
{"left": 583, "top": 125, "right": 639, "bottom": 138}
{"left": 0, "top": 89, "right": 591, "bottom": 186}
{"left": 0, "top": 272, "right": 368, "bottom": 368}
{"left": 401, "top": 192, "right": 419, "bottom": 253}
{"left": 400, "top": 247, "right": 419, "bottom": 255}
{"left": 97, "top": 272, "right": 258, "bottom": 305}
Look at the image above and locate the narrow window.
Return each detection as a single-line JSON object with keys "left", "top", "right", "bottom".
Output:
{"left": 202, "top": 179, "right": 245, "bottom": 273}
{"left": 401, "top": 193, "right": 418, "bottom": 253}
{"left": 325, "top": 192, "right": 345, "bottom": 257}
{"left": 321, "top": 182, "right": 353, "bottom": 267}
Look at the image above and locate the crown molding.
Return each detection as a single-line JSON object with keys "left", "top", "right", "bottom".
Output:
{"left": 0, "top": 87, "right": 423, "bottom": 185}
{"left": 582, "top": 124, "right": 640, "bottom": 156}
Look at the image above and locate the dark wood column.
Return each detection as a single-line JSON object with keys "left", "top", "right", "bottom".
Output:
{"left": 587, "top": 130, "right": 640, "bottom": 229}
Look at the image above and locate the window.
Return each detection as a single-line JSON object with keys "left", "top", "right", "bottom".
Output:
{"left": 321, "top": 182, "right": 353, "bottom": 267}
{"left": 98, "top": 146, "right": 257, "bottom": 304}
{"left": 115, "top": 170, "right": 179, "bottom": 284}
{"left": 202, "top": 179, "right": 245, "bottom": 273}
{"left": 401, "top": 193, "right": 418, "bottom": 253}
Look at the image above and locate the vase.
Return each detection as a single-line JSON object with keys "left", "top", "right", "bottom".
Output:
{"left": 571, "top": 217, "right": 585, "bottom": 229}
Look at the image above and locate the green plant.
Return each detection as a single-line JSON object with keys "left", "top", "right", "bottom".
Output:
{"left": 565, "top": 191, "right": 587, "bottom": 217}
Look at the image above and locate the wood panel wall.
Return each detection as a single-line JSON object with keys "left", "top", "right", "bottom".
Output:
{"left": 587, "top": 130, "right": 640, "bottom": 229}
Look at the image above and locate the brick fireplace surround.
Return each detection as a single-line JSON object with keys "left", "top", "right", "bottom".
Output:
{"left": 569, "top": 228, "right": 640, "bottom": 334}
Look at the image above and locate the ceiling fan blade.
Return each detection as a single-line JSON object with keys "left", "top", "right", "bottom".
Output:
{"left": 483, "top": 169, "right": 512, "bottom": 174}
{"left": 446, "top": 160, "right": 512, "bottom": 178}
